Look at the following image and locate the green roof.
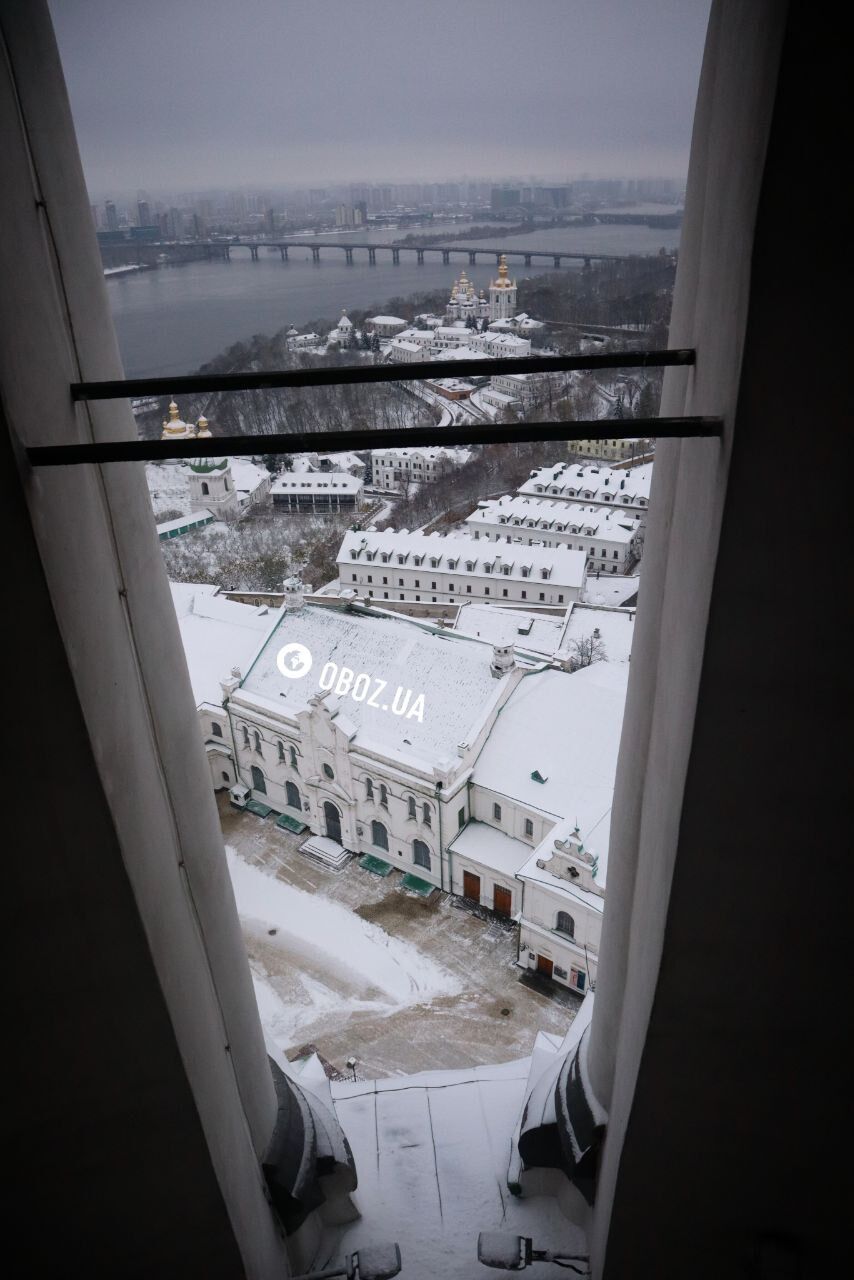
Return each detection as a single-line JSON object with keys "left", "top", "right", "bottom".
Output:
{"left": 400, "top": 874, "right": 435, "bottom": 897}
{"left": 358, "top": 854, "right": 392, "bottom": 877}
{"left": 188, "top": 457, "right": 229, "bottom": 473}
{"left": 245, "top": 799, "right": 274, "bottom": 818}
{"left": 276, "top": 812, "right": 308, "bottom": 834}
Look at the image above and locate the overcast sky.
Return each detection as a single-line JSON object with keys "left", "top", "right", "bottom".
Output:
{"left": 49, "top": 0, "right": 711, "bottom": 198}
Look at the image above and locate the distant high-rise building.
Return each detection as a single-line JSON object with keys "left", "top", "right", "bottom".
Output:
{"left": 137, "top": 200, "right": 150, "bottom": 227}
{"left": 104, "top": 200, "right": 118, "bottom": 231}
{"left": 490, "top": 187, "right": 521, "bottom": 211}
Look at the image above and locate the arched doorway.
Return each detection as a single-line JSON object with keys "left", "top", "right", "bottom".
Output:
{"left": 250, "top": 765, "right": 266, "bottom": 794}
{"left": 324, "top": 801, "right": 342, "bottom": 844}
{"left": 286, "top": 780, "right": 301, "bottom": 811}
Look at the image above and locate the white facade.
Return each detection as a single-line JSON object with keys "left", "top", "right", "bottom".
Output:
{"left": 516, "top": 822, "right": 604, "bottom": 995}
{"left": 489, "top": 255, "right": 518, "bottom": 320}
{"left": 188, "top": 458, "right": 240, "bottom": 520}
{"left": 338, "top": 528, "right": 587, "bottom": 607}
{"left": 271, "top": 472, "right": 364, "bottom": 514}
{"left": 519, "top": 461, "right": 654, "bottom": 516}
{"left": 466, "top": 495, "right": 642, "bottom": 574}
{"left": 368, "top": 314, "right": 407, "bottom": 336}
{"left": 388, "top": 339, "right": 422, "bottom": 364}
{"left": 370, "top": 446, "right": 472, "bottom": 493}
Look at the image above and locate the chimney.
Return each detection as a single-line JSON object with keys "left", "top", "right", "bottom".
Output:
{"left": 220, "top": 666, "right": 242, "bottom": 700}
{"left": 283, "top": 575, "right": 305, "bottom": 610}
{"left": 490, "top": 642, "right": 516, "bottom": 679}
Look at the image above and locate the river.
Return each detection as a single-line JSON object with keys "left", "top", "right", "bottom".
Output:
{"left": 106, "top": 218, "right": 681, "bottom": 378}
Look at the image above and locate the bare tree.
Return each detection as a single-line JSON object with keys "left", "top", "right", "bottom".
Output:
{"left": 567, "top": 633, "right": 608, "bottom": 671}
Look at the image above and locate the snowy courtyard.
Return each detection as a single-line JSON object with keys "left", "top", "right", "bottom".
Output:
{"left": 219, "top": 796, "right": 580, "bottom": 1080}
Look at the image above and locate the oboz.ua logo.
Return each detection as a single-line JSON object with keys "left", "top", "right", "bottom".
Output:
{"left": 276, "top": 642, "right": 313, "bottom": 679}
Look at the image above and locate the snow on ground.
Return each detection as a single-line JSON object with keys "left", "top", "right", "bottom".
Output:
{"left": 226, "top": 845, "right": 461, "bottom": 1049}
{"left": 220, "top": 801, "right": 580, "bottom": 1079}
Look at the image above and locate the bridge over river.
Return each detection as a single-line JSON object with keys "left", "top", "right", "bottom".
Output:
{"left": 118, "top": 237, "right": 667, "bottom": 270}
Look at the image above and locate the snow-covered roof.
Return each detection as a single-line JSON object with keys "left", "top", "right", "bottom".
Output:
{"left": 369, "top": 314, "right": 406, "bottom": 325}
{"left": 472, "top": 661, "right": 629, "bottom": 873}
{"left": 157, "top": 510, "right": 213, "bottom": 534}
{"left": 389, "top": 339, "right": 421, "bottom": 353}
{"left": 517, "top": 815, "right": 608, "bottom": 903}
{"left": 170, "top": 582, "right": 276, "bottom": 708}
{"left": 237, "top": 603, "right": 506, "bottom": 772}
{"left": 229, "top": 459, "right": 269, "bottom": 495}
{"left": 561, "top": 603, "right": 635, "bottom": 665}
{"left": 372, "top": 446, "right": 455, "bottom": 462}
{"left": 449, "top": 820, "right": 533, "bottom": 878}
{"left": 272, "top": 473, "right": 363, "bottom": 494}
{"left": 581, "top": 575, "right": 640, "bottom": 607}
{"left": 340, "top": 528, "right": 587, "bottom": 589}
{"left": 329, "top": 1054, "right": 588, "bottom": 1279}
{"left": 453, "top": 601, "right": 569, "bottom": 659}
{"left": 519, "top": 461, "right": 653, "bottom": 506}
{"left": 468, "top": 495, "right": 640, "bottom": 543}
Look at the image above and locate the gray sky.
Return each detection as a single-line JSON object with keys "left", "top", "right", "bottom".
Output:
{"left": 49, "top": 0, "right": 711, "bottom": 197}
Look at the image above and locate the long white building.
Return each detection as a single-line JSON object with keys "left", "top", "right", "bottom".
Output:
{"left": 519, "top": 461, "right": 653, "bottom": 515}
{"left": 465, "top": 494, "right": 643, "bottom": 574}
{"left": 338, "top": 528, "right": 587, "bottom": 607}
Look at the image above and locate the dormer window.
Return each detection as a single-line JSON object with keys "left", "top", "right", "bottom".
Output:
{"left": 350, "top": 549, "right": 358, "bottom": 559}
{"left": 502, "top": 565, "right": 511, "bottom": 575}
{"left": 465, "top": 560, "right": 475, "bottom": 572}
{"left": 398, "top": 555, "right": 406, "bottom": 565}
{"left": 521, "top": 566, "right": 530, "bottom": 578}
{"left": 430, "top": 558, "right": 440, "bottom": 568}
{"left": 381, "top": 553, "right": 389, "bottom": 563}
{"left": 541, "top": 568, "right": 549, "bottom": 580}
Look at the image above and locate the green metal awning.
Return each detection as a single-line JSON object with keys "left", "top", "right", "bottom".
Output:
{"left": 276, "top": 812, "right": 307, "bottom": 834}
{"left": 358, "top": 854, "right": 392, "bottom": 877}
{"left": 245, "top": 799, "right": 274, "bottom": 818}
{"left": 400, "top": 874, "right": 435, "bottom": 897}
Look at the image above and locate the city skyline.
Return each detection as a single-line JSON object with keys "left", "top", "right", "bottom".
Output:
{"left": 50, "top": 0, "right": 710, "bottom": 195}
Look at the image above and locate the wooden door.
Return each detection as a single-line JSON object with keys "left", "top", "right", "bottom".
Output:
{"left": 462, "top": 871, "right": 481, "bottom": 903}
{"left": 493, "top": 885, "right": 512, "bottom": 918}
{"left": 537, "top": 954, "right": 554, "bottom": 979}
{"left": 324, "top": 801, "right": 342, "bottom": 845}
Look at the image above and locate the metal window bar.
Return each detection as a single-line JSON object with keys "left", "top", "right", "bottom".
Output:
{"left": 24, "top": 348, "right": 721, "bottom": 466}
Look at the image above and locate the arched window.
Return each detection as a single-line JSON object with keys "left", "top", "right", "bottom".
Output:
{"left": 422, "top": 803, "right": 432, "bottom": 827}
{"left": 413, "top": 840, "right": 431, "bottom": 871}
{"left": 379, "top": 784, "right": 389, "bottom": 809}
{"left": 254, "top": 730, "right": 262, "bottom": 753}
{"left": 366, "top": 778, "right": 374, "bottom": 800}
{"left": 201, "top": 481, "right": 209, "bottom": 495}
{"left": 555, "top": 911, "right": 575, "bottom": 938}
{"left": 322, "top": 762, "right": 334, "bottom": 780}
{"left": 407, "top": 795, "right": 416, "bottom": 820}
{"left": 289, "top": 744, "right": 298, "bottom": 770}
{"left": 211, "top": 722, "right": 223, "bottom": 737}
{"left": 285, "top": 780, "right": 301, "bottom": 811}
{"left": 371, "top": 820, "right": 389, "bottom": 851}
{"left": 221, "top": 771, "right": 230, "bottom": 783}
{"left": 241, "top": 726, "right": 249, "bottom": 748}
{"left": 250, "top": 765, "right": 266, "bottom": 794}
{"left": 277, "top": 740, "right": 285, "bottom": 762}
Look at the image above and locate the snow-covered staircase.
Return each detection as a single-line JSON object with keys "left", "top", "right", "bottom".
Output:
{"left": 298, "top": 834, "right": 353, "bottom": 871}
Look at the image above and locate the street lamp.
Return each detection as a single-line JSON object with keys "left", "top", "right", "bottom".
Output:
{"left": 477, "top": 1232, "right": 589, "bottom": 1274}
